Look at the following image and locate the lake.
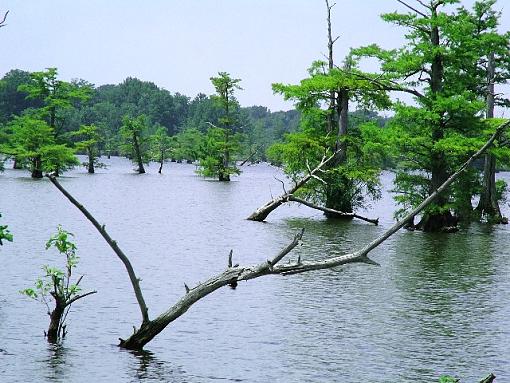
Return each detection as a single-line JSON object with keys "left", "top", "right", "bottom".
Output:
{"left": 1, "top": 157, "right": 509, "bottom": 382}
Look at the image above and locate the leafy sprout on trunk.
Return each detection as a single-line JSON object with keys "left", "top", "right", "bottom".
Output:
{"left": 20, "top": 225, "right": 96, "bottom": 342}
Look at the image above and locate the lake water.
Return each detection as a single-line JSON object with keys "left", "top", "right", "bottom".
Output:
{"left": 1, "top": 157, "right": 509, "bottom": 382}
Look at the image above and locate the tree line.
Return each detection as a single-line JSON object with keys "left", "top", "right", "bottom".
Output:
{"left": 0, "top": 68, "right": 300, "bottom": 176}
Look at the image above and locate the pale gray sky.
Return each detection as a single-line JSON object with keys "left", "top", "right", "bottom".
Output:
{"left": 1, "top": 0, "right": 509, "bottom": 111}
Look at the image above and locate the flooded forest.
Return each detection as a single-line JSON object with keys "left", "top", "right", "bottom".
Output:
{"left": 1, "top": 1, "right": 509, "bottom": 382}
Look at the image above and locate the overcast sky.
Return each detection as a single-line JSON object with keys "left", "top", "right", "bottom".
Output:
{"left": 1, "top": 0, "right": 509, "bottom": 111}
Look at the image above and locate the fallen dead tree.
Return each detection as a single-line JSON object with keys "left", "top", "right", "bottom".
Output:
{"left": 246, "top": 150, "right": 378, "bottom": 223}
{"left": 46, "top": 122, "right": 506, "bottom": 350}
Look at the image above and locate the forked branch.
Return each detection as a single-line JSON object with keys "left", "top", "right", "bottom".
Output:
{"left": 247, "top": 149, "right": 341, "bottom": 221}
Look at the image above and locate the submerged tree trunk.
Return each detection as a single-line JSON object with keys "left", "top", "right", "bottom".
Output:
{"left": 248, "top": 151, "right": 340, "bottom": 221}
{"left": 219, "top": 130, "right": 231, "bottom": 182}
{"left": 132, "top": 132, "right": 145, "bottom": 174}
{"left": 415, "top": 16, "right": 456, "bottom": 232}
{"left": 31, "top": 156, "right": 43, "bottom": 179}
{"left": 323, "top": 1, "right": 352, "bottom": 216}
{"left": 46, "top": 300, "right": 65, "bottom": 343}
{"left": 45, "top": 287, "right": 96, "bottom": 343}
{"left": 476, "top": 53, "right": 506, "bottom": 223}
{"left": 87, "top": 148, "right": 95, "bottom": 174}
{"left": 476, "top": 153, "right": 505, "bottom": 222}
{"left": 325, "top": 91, "right": 353, "bottom": 215}
{"left": 13, "top": 157, "right": 22, "bottom": 169}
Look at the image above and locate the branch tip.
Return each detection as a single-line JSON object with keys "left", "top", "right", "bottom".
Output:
{"left": 228, "top": 249, "right": 233, "bottom": 268}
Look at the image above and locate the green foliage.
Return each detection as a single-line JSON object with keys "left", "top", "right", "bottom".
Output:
{"left": 70, "top": 124, "right": 105, "bottom": 171}
{"left": 196, "top": 72, "right": 244, "bottom": 180}
{"left": 438, "top": 376, "right": 459, "bottom": 383}
{"left": 197, "top": 126, "right": 242, "bottom": 179}
{"left": 4, "top": 115, "right": 78, "bottom": 176}
{"left": 20, "top": 226, "right": 90, "bottom": 341}
{"left": 0, "top": 213, "right": 13, "bottom": 245}
{"left": 174, "top": 128, "right": 204, "bottom": 162}
{"left": 354, "top": 1, "right": 510, "bottom": 226}
{"left": 40, "top": 144, "right": 79, "bottom": 173}
{"left": 210, "top": 72, "right": 242, "bottom": 129}
{"left": 120, "top": 115, "right": 151, "bottom": 170}
{"left": 21, "top": 226, "right": 81, "bottom": 303}
{"left": 0, "top": 69, "right": 43, "bottom": 124}
{"left": 18, "top": 68, "right": 92, "bottom": 133}
{"left": 267, "top": 104, "right": 387, "bottom": 210}
{"left": 150, "top": 125, "right": 173, "bottom": 165}
{"left": 1, "top": 69, "right": 300, "bottom": 166}
{"left": 495, "top": 179, "right": 508, "bottom": 204}
{"left": 270, "top": 47, "right": 392, "bottom": 211}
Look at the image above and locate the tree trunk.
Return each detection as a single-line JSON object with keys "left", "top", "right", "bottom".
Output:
{"left": 219, "top": 130, "right": 231, "bottom": 182}
{"left": 87, "top": 148, "right": 95, "bottom": 174}
{"left": 325, "top": 89, "right": 352, "bottom": 215}
{"left": 247, "top": 151, "right": 340, "bottom": 221}
{"left": 47, "top": 300, "right": 65, "bottom": 343}
{"left": 325, "top": 0, "right": 337, "bottom": 134}
{"left": 132, "top": 132, "right": 145, "bottom": 174}
{"left": 476, "top": 153, "right": 505, "bottom": 222}
{"left": 13, "top": 157, "right": 22, "bottom": 169}
{"left": 46, "top": 173, "right": 149, "bottom": 324}
{"left": 158, "top": 161, "right": 163, "bottom": 174}
{"left": 416, "top": 17, "right": 454, "bottom": 232}
{"left": 31, "top": 156, "right": 43, "bottom": 179}
{"left": 476, "top": 53, "right": 505, "bottom": 223}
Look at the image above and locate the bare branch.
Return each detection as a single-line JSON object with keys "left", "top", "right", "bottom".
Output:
{"left": 311, "top": 174, "right": 327, "bottom": 184}
{"left": 396, "top": 0, "right": 428, "bottom": 17}
{"left": 64, "top": 290, "right": 97, "bottom": 308}
{"left": 239, "top": 145, "right": 262, "bottom": 166}
{"left": 0, "top": 10, "right": 9, "bottom": 27}
{"left": 228, "top": 250, "right": 233, "bottom": 268}
{"left": 274, "top": 176, "right": 288, "bottom": 194}
{"left": 247, "top": 149, "right": 342, "bottom": 221}
{"left": 205, "top": 121, "right": 220, "bottom": 129}
{"left": 288, "top": 195, "right": 379, "bottom": 225}
{"left": 46, "top": 173, "right": 150, "bottom": 324}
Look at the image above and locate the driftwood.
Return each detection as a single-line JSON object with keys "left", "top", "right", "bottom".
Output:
{"left": 247, "top": 148, "right": 378, "bottom": 224}
{"left": 45, "top": 123, "right": 505, "bottom": 350}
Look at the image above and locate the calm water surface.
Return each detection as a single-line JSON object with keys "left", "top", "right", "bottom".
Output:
{"left": 0, "top": 157, "right": 509, "bottom": 382}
